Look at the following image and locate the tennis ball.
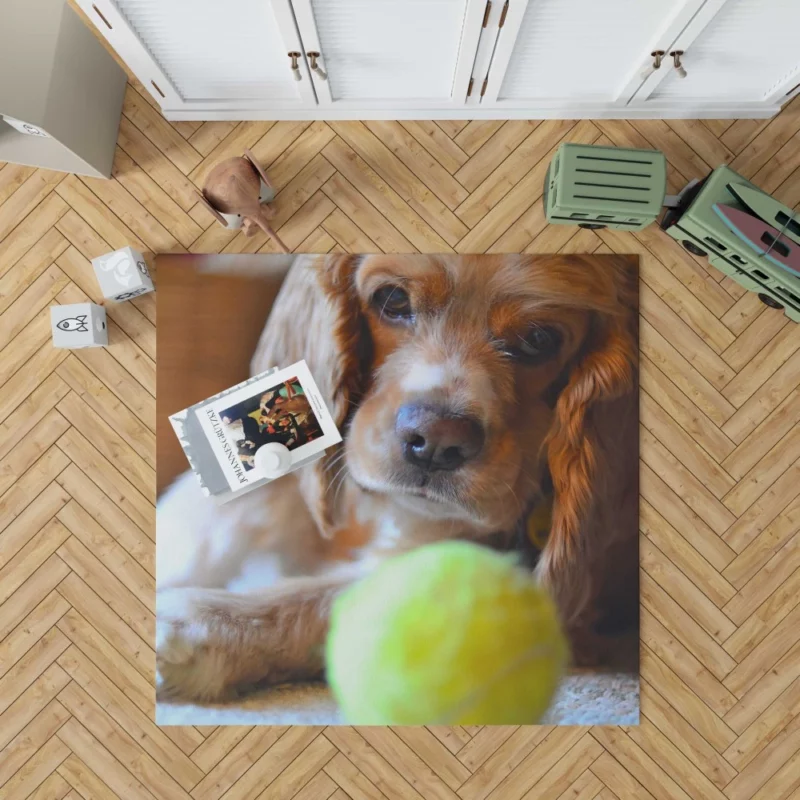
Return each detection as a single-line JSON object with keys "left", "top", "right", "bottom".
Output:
{"left": 326, "top": 541, "right": 568, "bottom": 725}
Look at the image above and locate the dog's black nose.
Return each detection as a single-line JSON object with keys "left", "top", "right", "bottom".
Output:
{"left": 396, "top": 404, "right": 484, "bottom": 471}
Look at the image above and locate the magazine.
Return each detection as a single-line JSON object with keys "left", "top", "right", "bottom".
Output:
{"left": 170, "top": 360, "right": 341, "bottom": 502}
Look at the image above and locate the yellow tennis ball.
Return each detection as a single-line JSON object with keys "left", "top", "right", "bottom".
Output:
{"left": 326, "top": 541, "right": 568, "bottom": 725}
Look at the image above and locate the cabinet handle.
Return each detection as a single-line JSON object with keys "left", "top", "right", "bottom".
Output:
{"left": 640, "top": 50, "right": 665, "bottom": 81}
{"left": 288, "top": 52, "right": 302, "bottom": 81}
{"left": 670, "top": 50, "right": 687, "bottom": 79}
{"left": 92, "top": 4, "right": 113, "bottom": 30}
{"left": 307, "top": 52, "right": 328, "bottom": 81}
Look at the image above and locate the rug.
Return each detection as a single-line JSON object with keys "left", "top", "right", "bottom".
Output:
{"left": 157, "top": 670, "right": 640, "bottom": 727}
{"left": 155, "top": 253, "right": 640, "bottom": 725}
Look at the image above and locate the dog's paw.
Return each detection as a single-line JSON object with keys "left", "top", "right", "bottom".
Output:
{"left": 155, "top": 589, "right": 233, "bottom": 702}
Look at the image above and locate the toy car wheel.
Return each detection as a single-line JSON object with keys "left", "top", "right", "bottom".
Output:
{"left": 682, "top": 240, "right": 707, "bottom": 257}
{"left": 578, "top": 223, "right": 606, "bottom": 230}
{"left": 758, "top": 293, "right": 784, "bottom": 310}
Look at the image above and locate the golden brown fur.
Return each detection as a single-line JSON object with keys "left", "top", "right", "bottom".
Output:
{"left": 157, "top": 253, "right": 638, "bottom": 701}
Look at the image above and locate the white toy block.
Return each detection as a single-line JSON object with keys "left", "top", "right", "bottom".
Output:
{"left": 51, "top": 303, "right": 107, "bottom": 349}
{"left": 91, "top": 246, "right": 154, "bottom": 302}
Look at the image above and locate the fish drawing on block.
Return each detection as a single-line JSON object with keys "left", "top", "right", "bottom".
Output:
{"left": 713, "top": 204, "right": 800, "bottom": 278}
{"left": 56, "top": 315, "right": 89, "bottom": 332}
{"left": 727, "top": 183, "right": 800, "bottom": 246}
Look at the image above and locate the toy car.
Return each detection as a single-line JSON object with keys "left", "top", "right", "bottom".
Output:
{"left": 660, "top": 165, "right": 800, "bottom": 322}
{"left": 543, "top": 143, "right": 667, "bottom": 231}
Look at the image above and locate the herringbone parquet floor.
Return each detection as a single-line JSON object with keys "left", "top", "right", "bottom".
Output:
{"left": 2, "top": 66, "right": 800, "bottom": 799}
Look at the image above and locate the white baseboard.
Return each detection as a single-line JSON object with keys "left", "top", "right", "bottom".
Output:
{"left": 162, "top": 103, "right": 781, "bottom": 122}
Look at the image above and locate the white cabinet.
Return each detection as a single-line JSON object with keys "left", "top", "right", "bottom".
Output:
{"left": 80, "top": 0, "right": 316, "bottom": 111}
{"left": 75, "top": 0, "right": 800, "bottom": 120}
{"left": 289, "top": 0, "right": 486, "bottom": 108}
{"left": 479, "top": 0, "right": 707, "bottom": 107}
{"left": 631, "top": 0, "right": 800, "bottom": 108}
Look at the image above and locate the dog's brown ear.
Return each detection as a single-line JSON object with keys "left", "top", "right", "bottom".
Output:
{"left": 314, "top": 255, "right": 372, "bottom": 428}
{"left": 250, "top": 255, "right": 370, "bottom": 536}
{"left": 538, "top": 258, "right": 638, "bottom": 630}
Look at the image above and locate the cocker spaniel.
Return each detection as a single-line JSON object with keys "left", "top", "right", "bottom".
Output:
{"left": 157, "top": 254, "right": 638, "bottom": 701}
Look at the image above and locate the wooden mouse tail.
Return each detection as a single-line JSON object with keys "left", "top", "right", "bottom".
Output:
{"left": 253, "top": 213, "right": 290, "bottom": 253}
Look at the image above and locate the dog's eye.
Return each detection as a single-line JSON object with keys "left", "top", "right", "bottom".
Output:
{"left": 372, "top": 285, "right": 413, "bottom": 320}
{"left": 505, "top": 325, "right": 562, "bottom": 363}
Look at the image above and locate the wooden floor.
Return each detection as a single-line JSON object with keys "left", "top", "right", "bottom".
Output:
{"left": 2, "top": 77, "right": 800, "bottom": 800}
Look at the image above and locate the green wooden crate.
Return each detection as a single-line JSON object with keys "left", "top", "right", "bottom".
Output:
{"left": 661, "top": 164, "right": 800, "bottom": 323}
{"left": 544, "top": 143, "right": 667, "bottom": 231}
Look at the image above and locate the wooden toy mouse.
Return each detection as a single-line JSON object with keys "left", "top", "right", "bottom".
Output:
{"left": 197, "top": 149, "right": 289, "bottom": 253}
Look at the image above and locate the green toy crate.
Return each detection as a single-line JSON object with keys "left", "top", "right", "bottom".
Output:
{"left": 661, "top": 164, "right": 800, "bottom": 322}
{"left": 543, "top": 143, "right": 667, "bottom": 231}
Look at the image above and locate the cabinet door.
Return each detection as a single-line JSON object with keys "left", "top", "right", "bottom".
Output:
{"left": 480, "top": 0, "right": 707, "bottom": 108}
{"left": 76, "top": 0, "right": 316, "bottom": 112}
{"left": 633, "top": 0, "right": 800, "bottom": 106}
{"left": 289, "top": 0, "right": 487, "bottom": 108}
